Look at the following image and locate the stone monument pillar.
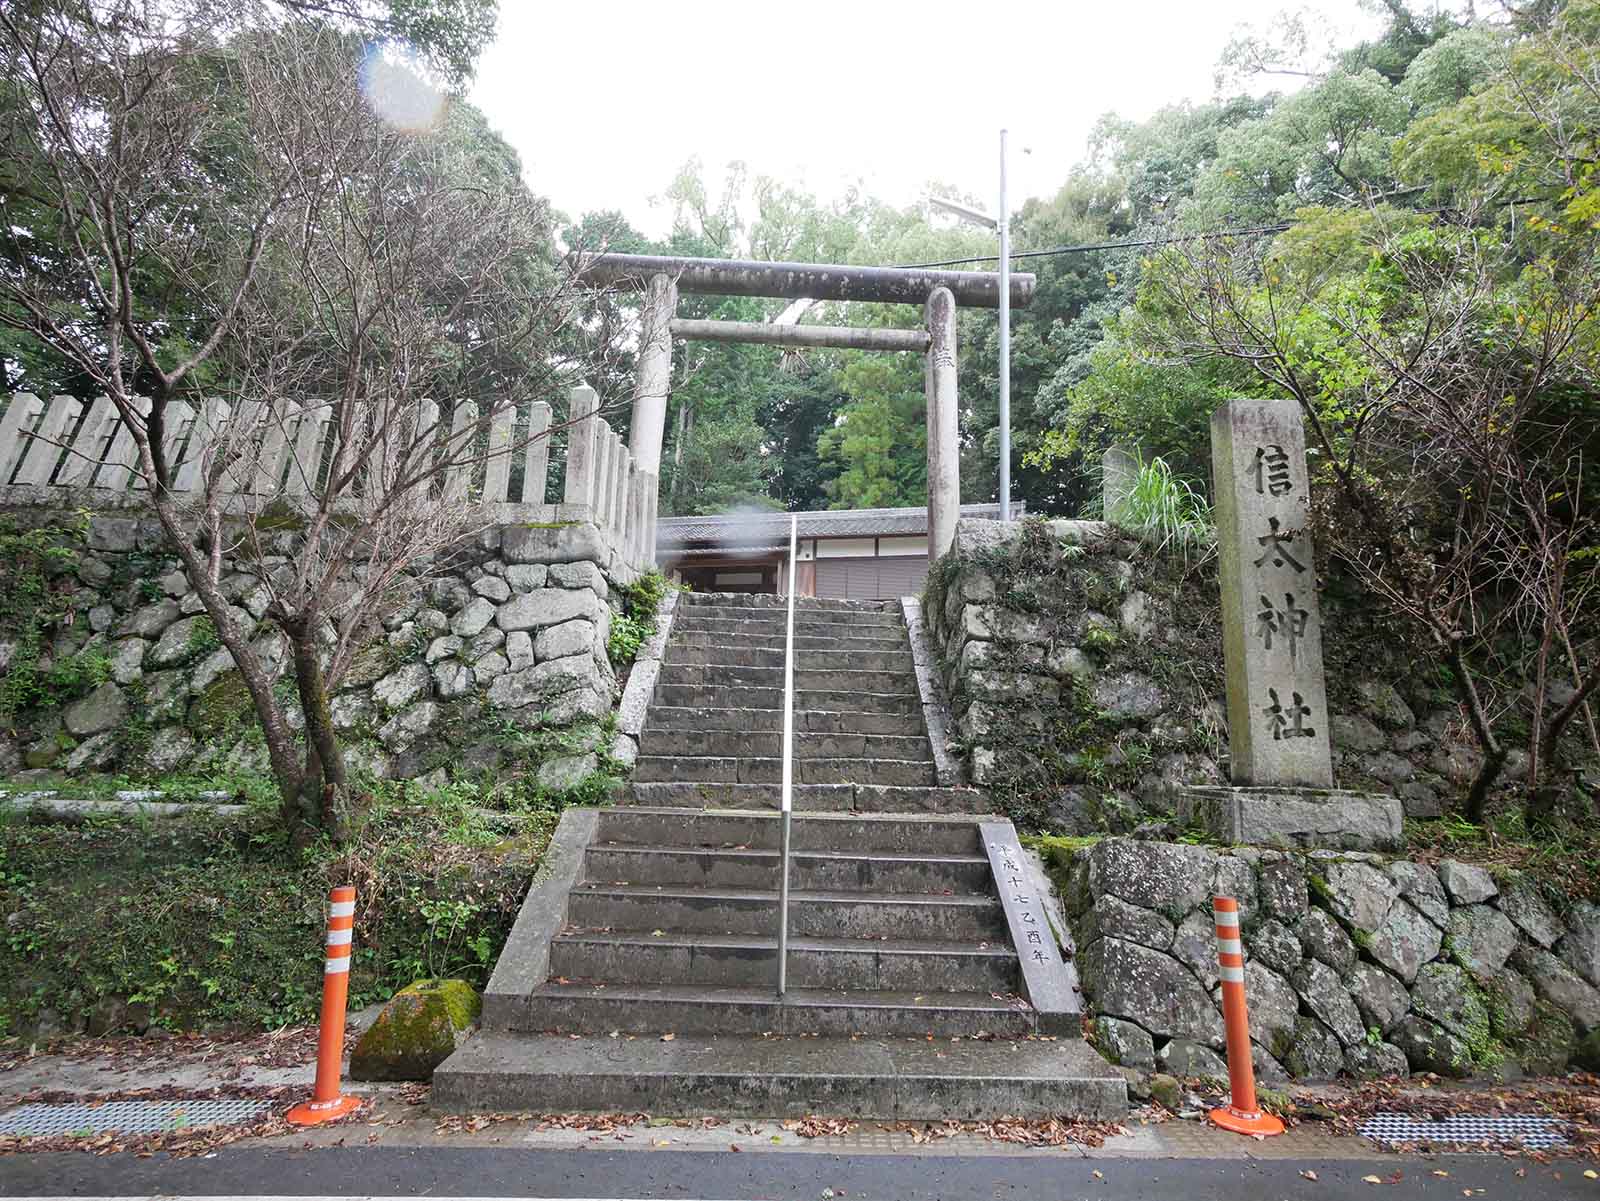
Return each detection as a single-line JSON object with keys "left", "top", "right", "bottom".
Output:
{"left": 1178, "top": 399, "right": 1402, "bottom": 850}
{"left": 1213, "top": 401, "right": 1332, "bottom": 788}
{"left": 925, "top": 286, "right": 960, "bottom": 561}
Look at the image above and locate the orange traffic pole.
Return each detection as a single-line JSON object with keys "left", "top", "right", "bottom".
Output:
{"left": 287, "top": 885, "right": 363, "bottom": 1126}
{"left": 1208, "top": 894, "right": 1284, "bottom": 1137}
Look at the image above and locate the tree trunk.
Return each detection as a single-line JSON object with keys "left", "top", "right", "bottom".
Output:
{"left": 1560, "top": 628, "right": 1600, "bottom": 765}
{"left": 1528, "top": 607, "right": 1555, "bottom": 791}
{"left": 285, "top": 616, "right": 355, "bottom": 844}
{"left": 1444, "top": 639, "right": 1508, "bottom": 826}
{"left": 666, "top": 398, "right": 688, "bottom": 507}
{"left": 146, "top": 494, "right": 305, "bottom": 822}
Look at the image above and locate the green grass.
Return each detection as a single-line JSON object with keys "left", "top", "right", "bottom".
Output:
{"left": 1406, "top": 809, "right": 1600, "bottom": 902}
{"left": 0, "top": 784, "right": 549, "bottom": 1039}
{"left": 1102, "top": 454, "right": 1215, "bottom": 563}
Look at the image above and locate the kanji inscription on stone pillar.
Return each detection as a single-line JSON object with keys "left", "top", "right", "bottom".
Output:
{"left": 1212, "top": 400, "right": 1333, "bottom": 789}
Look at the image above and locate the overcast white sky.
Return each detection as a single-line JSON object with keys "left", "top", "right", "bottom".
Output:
{"left": 470, "top": 0, "right": 1379, "bottom": 240}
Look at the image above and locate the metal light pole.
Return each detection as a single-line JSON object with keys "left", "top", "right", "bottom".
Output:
{"left": 997, "top": 129, "right": 1010, "bottom": 522}
{"left": 928, "top": 127, "right": 1012, "bottom": 520}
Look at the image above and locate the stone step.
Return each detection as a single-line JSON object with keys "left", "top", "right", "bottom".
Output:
{"left": 434, "top": 1031, "right": 1128, "bottom": 1120}
{"left": 652, "top": 684, "right": 921, "bottom": 715}
{"left": 564, "top": 883, "right": 1008, "bottom": 941}
{"left": 638, "top": 729, "right": 932, "bottom": 762}
{"left": 682, "top": 593, "right": 901, "bottom": 616}
{"left": 671, "top": 615, "right": 903, "bottom": 640}
{"left": 657, "top": 663, "right": 917, "bottom": 695}
{"left": 633, "top": 755, "right": 939, "bottom": 788}
{"left": 491, "top": 982, "right": 1034, "bottom": 1038}
{"left": 664, "top": 644, "right": 915, "bottom": 673}
{"left": 547, "top": 931, "right": 1018, "bottom": 993}
{"left": 641, "top": 706, "right": 928, "bottom": 738}
{"left": 670, "top": 629, "right": 909, "bottom": 653}
{"left": 582, "top": 842, "right": 992, "bottom": 893}
{"left": 594, "top": 807, "right": 987, "bottom": 856}
{"left": 622, "top": 782, "right": 990, "bottom": 814}
{"left": 678, "top": 603, "right": 905, "bottom": 629}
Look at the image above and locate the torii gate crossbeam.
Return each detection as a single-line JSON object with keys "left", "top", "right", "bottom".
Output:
{"left": 578, "top": 253, "right": 1035, "bottom": 562}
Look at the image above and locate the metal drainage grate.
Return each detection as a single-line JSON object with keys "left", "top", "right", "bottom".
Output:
{"left": 1359, "top": 1112, "right": 1568, "bottom": 1151}
{"left": 0, "top": 1098, "right": 272, "bottom": 1137}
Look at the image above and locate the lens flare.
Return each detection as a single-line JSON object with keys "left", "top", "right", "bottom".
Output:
{"left": 359, "top": 44, "right": 446, "bottom": 132}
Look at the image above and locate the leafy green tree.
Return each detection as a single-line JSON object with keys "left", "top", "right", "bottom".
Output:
{"left": 757, "top": 364, "right": 844, "bottom": 512}
{"left": 0, "top": 7, "right": 609, "bottom": 844}
{"left": 816, "top": 356, "right": 927, "bottom": 510}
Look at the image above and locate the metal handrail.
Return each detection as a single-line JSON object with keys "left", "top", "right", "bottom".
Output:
{"left": 777, "top": 513, "right": 797, "bottom": 998}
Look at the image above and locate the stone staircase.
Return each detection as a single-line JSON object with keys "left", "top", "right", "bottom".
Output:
{"left": 433, "top": 593, "right": 1124, "bottom": 1119}
{"left": 630, "top": 593, "right": 979, "bottom": 812}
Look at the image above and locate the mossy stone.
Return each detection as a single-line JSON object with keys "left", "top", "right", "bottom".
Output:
{"left": 1148, "top": 1072, "right": 1183, "bottom": 1111}
{"left": 190, "top": 670, "right": 253, "bottom": 741}
{"left": 1504, "top": 999, "right": 1575, "bottom": 1076}
{"left": 348, "top": 978, "right": 482, "bottom": 1081}
{"left": 1574, "top": 1029, "right": 1600, "bottom": 1073}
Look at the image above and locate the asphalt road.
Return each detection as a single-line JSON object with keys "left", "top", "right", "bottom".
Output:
{"left": 1, "top": 1146, "right": 1594, "bottom": 1200}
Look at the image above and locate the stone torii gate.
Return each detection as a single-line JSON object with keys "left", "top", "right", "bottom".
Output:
{"left": 578, "top": 253, "right": 1036, "bottom": 562}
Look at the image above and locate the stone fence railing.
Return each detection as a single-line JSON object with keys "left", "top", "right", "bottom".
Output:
{"left": 0, "top": 385, "right": 657, "bottom": 573}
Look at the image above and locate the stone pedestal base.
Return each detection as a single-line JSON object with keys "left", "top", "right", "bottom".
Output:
{"left": 1177, "top": 785, "right": 1403, "bottom": 852}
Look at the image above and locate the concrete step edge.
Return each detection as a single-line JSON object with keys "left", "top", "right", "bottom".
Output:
{"left": 529, "top": 981, "right": 1031, "bottom": 1012}
{"left": 551, "top": 929, "right": 1015, "bottom": 956}
{"left": 584, "top": 843, "right": 991, "bottom": 867}
{"left": 568, "top": 882, "right": 1001, "bottom": 908}
{"left": 432, "top": 1032, "right": 1129, "bottom": 1120}
{"left": 599, "top": 805, "right": 991, "bottom": 826}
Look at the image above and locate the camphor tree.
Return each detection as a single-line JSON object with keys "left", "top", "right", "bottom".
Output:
{"left": 0, "top": 3, "right": 625, "bottom": 840}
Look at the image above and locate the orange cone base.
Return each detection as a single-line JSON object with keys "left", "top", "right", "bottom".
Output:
{"left": 286, "top": 1094, "right": 363, "bottom": 1127}
{"left": 1209, "top": 1105, "right": 1285, "bottom": 1137}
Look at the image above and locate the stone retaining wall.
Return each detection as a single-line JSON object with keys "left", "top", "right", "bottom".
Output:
{"left": 0, "top": 512, "right": 643, "bottom": 790}
{"left": 921, "top": 518, "right": 1581, "bottom": 832}
{"left": 1059, "top": 837, "right": 1600, "bottom": 1080}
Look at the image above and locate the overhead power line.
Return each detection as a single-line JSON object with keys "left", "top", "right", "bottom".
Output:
{"left": 898, "top": 193, "right": 1552, "bottom": 271}
{"left": 895, "top": 223, "right": 1297, "bottom": 270}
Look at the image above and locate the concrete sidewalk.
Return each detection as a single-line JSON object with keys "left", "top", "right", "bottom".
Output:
{"left": 3, "top": 1030, "right": 1596, "bottom": 1166}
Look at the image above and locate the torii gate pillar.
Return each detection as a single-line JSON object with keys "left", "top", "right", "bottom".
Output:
{"left": 924, "top": 286, "right": 960, "bottom": 561}
{"left": 628, "top": 272, "right": 678, "bottom": 476}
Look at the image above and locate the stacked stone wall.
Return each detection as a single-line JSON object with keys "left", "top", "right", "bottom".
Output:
{"left": 1060, "top": 837, "right": 1600, "bottom": 1080}
{"left": 0, "top": 511, "right": 642, "bottom": 790}
{"left": 922, "top": 518, "right": 1587, "bottom": 832}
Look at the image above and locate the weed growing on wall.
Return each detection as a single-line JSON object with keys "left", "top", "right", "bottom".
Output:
{"left": 0, "top": 515, "right": 115, "bottom": 722}
{"left": 1105, "top": 455, "right": 1216, "bottom": 564}
{"left": 607, "top": 570, "right": 673, "bottom": 669}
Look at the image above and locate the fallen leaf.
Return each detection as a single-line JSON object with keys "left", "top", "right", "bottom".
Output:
{"left": 1301, "top": 1170, "right": 1319, "bottom": 1181}
{"left": 1432, "top": 1171, "right": 1449, "bottom": 1178}
{"left": 1585, "top": 1170, "right": 1598, "bottom": 1180}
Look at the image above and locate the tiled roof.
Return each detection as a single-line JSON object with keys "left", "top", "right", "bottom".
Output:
{"left": 657, "top": 502, "right": 1020, "bottom": 549}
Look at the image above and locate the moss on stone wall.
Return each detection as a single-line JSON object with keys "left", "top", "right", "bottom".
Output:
{"left": 926, "top": 517, "right": 1599, "bottom": 836}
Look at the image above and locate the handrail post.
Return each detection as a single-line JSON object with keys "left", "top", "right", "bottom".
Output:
{"left": 777, "top": 513, "right": 797, "bottom": 998}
